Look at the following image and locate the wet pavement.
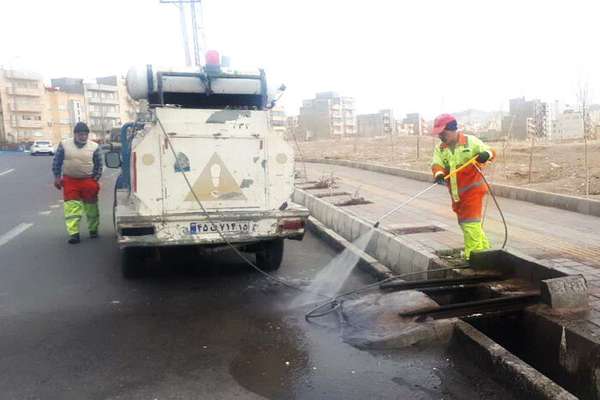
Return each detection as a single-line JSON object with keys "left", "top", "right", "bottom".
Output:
{"left": 0, "top": 153, "right": 519, "bottom": 399}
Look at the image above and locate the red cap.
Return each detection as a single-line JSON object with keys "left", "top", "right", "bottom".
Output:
{"left": 431, "top": 113, "right": 456, "bottom": 136}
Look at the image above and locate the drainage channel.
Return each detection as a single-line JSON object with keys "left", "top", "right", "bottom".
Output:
{"left": 381, "top": 260, "right": 588, "bottom": 399}
{"left": 298, "top": 187, "right": 588, "bottom": 399}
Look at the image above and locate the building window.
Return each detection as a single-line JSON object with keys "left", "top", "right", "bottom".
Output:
{"left": 21, "top": 114, "right": 40, "bottom": 121}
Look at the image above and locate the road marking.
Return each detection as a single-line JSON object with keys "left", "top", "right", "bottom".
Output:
{"left": 0, "top": 169, "right": 15, "bottom": 177}
{"left": 49, "top": 204, "right": 61, "bottom": 209}
{"left": 0, "top": 223, "right": 34, "bottom": 247}
{"left": 39, "top": 211, "right": 52, "bottom": 216}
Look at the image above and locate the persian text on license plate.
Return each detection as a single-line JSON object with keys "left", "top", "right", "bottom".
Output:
{"left": 190, "top": 222, "right": 257, "bottom": 235}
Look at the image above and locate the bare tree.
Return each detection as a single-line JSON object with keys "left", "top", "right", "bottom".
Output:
{"left": 503, "top": 115, "right": 515, "bottom": 180}
{"left": 577, "top": 81, "right": 592, "bottom": 197}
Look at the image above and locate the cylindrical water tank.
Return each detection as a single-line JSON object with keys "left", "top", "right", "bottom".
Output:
{"left": 126, "top": 65, "right": 264, "bottom": 101}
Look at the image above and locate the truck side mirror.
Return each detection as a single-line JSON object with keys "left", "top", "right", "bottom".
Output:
{"left": 105, "top": 151, "right": 122, "bottom": 168}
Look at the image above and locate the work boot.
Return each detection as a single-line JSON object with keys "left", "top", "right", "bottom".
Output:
{"left": 68, "top": 233, "right": 80, "bottom": 244}
{"left": 89, "top": 231, "right": 98, "bottom": 239}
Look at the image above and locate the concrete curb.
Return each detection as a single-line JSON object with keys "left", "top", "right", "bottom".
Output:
{"left": 294, "top": 188, "right": 451, "bottom": 276}
{"left": 306, "top": 216, "right": 393, "bottom": 280}
{"left": 453, "top": 321, "right": 577, "bottom": 400}
{"left": 302, "top": 158, "right": 600, "bottom": 218}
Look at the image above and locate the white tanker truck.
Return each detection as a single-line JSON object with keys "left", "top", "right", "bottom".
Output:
{"left": 104, "top": 52, "right": 308, "bottom": 278}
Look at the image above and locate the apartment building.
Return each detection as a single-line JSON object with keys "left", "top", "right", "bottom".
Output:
{"left": 84, "top": 81, "right": 121, "bottom": 141}
{"left": 43, "top": 87, "right": 85, "bottom": 144}
{"left": 268, "top": 104, "right": 286, "bottom": 135}
{"left": 504, "top": 97, "right": 548, "bottom": 139}
{"left": 402, "top": 113, "right": 423, "bottom": 135}
{"left": 555, "top": 109, "right": 585, "bottom": 140}
{"left": 0, "top": 68, "right": 46, "bottom": 143}
{"left": 53, "top": 76, "right": 138, "bottom": 141}
{"left": 298, "top": 92, "right": 355, "bottom": 140}
{"left": 97, "top": 76, "right": 138, "bottom": 125}
{"left": 356, "top": 109, "right": 394, "bottom": 137}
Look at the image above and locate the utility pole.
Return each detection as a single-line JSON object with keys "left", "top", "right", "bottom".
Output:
{"left": 190, "top": 1, "right": 202, "bottom": 66}
{"left": 160, "top": 0, "right": 205, "bottom": 67}
{"left": 178, "top": 0, "right": 192, "bottom": 66}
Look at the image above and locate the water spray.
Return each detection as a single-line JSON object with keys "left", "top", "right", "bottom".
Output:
{"left": 373, "top": 156, "right": 479, "bottom": 229}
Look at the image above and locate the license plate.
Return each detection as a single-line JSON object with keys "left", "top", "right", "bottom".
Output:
{"left": 189, "top": 221, "right": 257, "bottom": 235}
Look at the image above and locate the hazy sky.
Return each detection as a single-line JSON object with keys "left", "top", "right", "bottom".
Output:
{"left": 1, "top": 0, "right": 598, "bottom": 117}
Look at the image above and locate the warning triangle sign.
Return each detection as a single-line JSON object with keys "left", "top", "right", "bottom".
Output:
{"left": 185, "top": 153, "right": 247, "bottom": 202}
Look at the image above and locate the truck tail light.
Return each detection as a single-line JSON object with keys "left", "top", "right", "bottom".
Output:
{"left": 278, "top": 218, "right": 304, "bottom": 231}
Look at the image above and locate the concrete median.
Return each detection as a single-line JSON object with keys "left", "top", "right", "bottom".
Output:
{"left": 293, "top": 188, "right": 447, "bottom": 275}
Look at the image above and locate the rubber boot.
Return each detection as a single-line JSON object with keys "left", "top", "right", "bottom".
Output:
{"left": 68, "top": 233, "right": 81, "bottom": 244}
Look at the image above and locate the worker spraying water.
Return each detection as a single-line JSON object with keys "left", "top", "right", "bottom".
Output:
{"left": 303, "top": 115, "right": 505, "bottom": 320}
{"left": 430, "top": 114, "right": 495, "bottom": 261}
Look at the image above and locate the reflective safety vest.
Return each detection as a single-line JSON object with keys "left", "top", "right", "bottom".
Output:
{"left": 431, "top": 133, "right": 495, "bottom": 203}
{"left": 62, "top": 139, "right": 99, "bottom": 178}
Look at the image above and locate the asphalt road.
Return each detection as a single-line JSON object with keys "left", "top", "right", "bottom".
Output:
{"left": 0, "top": 151, "right": 518, "bottom": 400}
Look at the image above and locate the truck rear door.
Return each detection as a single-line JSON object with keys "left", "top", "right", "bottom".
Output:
{"left": 156, "top": 107, "right": 269, "bottom": 214}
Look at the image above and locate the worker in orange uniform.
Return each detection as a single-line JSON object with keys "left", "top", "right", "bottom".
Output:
{"left": 52, "top": 122, "right": 103, "bottom": 244}
{"left": 430, "top": 114, "right": 495, "bottom": 260}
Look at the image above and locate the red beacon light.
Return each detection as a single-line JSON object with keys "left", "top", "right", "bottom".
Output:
{"left": 205, "top": 50, "right": 221, "bottom": 75}
{"left": 205, "top": 50, "right": 220, "bottom": 66}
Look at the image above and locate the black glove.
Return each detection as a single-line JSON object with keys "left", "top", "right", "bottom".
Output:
{"left": 476, "top": 151, "right": 490, "bottom": 163}
{"left": 434, "top": 174, "right": 446, "bottom": 185}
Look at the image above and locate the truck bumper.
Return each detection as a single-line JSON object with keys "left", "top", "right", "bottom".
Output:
{"left": 115, "top": 208, "right": 309, "bottom": 248}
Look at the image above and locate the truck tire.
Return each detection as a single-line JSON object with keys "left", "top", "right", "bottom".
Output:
{"left": 255, "top": 238, "right": 284, "bottom": 271}
{"left": 121, "top": 247, "right": 146, "bottom": 279}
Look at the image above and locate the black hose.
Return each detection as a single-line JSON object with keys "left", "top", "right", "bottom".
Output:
{"left": 474, "top": 164, "right": 508, "bottom": 249}
{"left": 305, "top": 266, "right": 471, "bottom": 320}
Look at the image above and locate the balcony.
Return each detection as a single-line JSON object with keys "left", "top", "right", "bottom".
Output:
{"left": 11, "top": 119, "right": 43, "bottom": 129}
{"left": 5, "top": 69, "right": 42, "bottom": 80}
{"left": 89, "top": 110, "right": 120, "bottom": 118}
{"left": 9, "top": 103, "right": 43, "bottom": 112}
{"left": 87, "top": 96, "right": 119, "bottom": 105}
{"left": 6, "top": 87, "right": 42, "bottom": 97}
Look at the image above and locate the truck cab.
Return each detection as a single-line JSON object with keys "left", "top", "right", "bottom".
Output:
{"left": 105, "top": 54, "right": 308, "bottom": 278}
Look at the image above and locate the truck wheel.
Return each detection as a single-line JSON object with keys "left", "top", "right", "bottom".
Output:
{"left": 255, "top": 238, "right": 284, "bottom": 271}
{"left": 121, "top": 247, "right": 146, "bottom": 279}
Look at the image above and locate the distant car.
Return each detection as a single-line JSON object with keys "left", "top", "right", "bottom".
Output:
{"left": 30, "top": 140, "right": 54, "bottom": 156}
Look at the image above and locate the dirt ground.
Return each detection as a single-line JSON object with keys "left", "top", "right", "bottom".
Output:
{"left": 292, "top": 135, "right": 600, "bottom": 199}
